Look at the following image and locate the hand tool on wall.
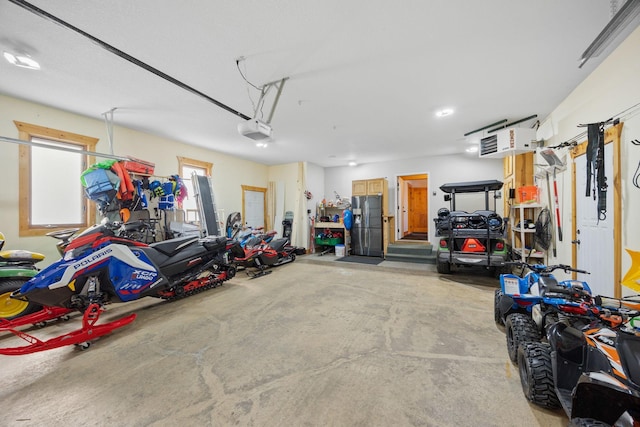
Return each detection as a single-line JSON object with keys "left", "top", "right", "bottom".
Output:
{"left": 552, "top": 166, "right": 563, "bottom": 242}
{"left": 545, "top": 171, "right": 557, "bottom": 257}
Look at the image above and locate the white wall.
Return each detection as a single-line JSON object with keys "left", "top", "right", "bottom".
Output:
{"left": 540, "top": 26, "right": 640, "bottom": 289}
{"left": 0, "top": 94, "right": 269, "bottom": 264}
{"left": 305, "top": 162, "right": 325, "bottom": 217}
{"left": 324, "top": 153, "right": 504, "bottom": 237}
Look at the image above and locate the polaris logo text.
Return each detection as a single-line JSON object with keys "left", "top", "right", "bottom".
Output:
{"left": 132, "top": 270, "right": 157, "bottom": 281}
{"left": 73, "top": 247, "right": 113, "bottom": 270}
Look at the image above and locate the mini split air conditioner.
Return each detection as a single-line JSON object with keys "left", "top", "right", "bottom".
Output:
{"left": 479, "top": 127, "right": 538, "bottom": 158}
{"left": 238, "top": 119, "right": 272, "bottom": 140}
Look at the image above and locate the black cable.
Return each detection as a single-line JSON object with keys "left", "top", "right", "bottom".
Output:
{"left": 10, "top": 0, "right": 252, "bottom": 121}
{"left": 235, "top": 59, "right": 262, "bottom": 91}
{"left": 633, "top": 161, "right": 640, "bottom": 189}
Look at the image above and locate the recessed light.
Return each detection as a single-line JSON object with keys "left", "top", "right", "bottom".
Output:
{"left": 3, "top": 51, "right": 40, "bottom": 70}
{"left": 348, "top": 161, "right": 357, "bottom": 167}
{"left": 466, "top": 146, "right": 478, "bottom": 153}
{"left": 435, "top": 108, "right": 454, "bottom": 118}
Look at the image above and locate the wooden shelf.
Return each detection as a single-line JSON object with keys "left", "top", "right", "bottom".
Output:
{"left": 315, "top": 222, "right": 345, "bottom": 228}
{"left": 513, "top": 248, "right": 545, "bottom": 259}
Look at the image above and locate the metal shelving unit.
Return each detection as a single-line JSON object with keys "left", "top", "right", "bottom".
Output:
{"left": 510, "top": 203, "right": 545, "bottom": 260}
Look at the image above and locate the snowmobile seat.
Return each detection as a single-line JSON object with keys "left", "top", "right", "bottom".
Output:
{"left": 269, "top": 238, "right": 289, "bottom": 252}
{"left": 202, "top": 236, "right": 228, "bottom": 252}
{"left": 150, "top": 236, "right": 199, "bottom": 256}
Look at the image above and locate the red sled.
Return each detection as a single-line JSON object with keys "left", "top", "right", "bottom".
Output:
{"left": 122, "top": 157, "right": 155, "bottom": 175}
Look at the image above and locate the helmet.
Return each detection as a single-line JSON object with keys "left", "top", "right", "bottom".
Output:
{"left": 437, "top": 208, "right": 450, "bottom": 218}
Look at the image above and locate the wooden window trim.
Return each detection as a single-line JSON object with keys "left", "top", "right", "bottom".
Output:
{"left": 177, "top": 156, "right": 212, "bottom": 176}
{"left": 15, "top": 121, "right": 98, "bottom": 237}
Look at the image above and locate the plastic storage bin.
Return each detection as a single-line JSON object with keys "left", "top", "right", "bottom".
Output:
{"left": 315, "top": 237, "right": 342, "bottom": 246}
{"left": 517, "top": 186, "right": 539, "bottom": 203}
{"left": 335, "top": 244, "right": 345, "bottom": 257}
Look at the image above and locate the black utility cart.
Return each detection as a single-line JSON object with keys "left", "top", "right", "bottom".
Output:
{"left": 433, "top": 179, "right": 511, "bottom": 275}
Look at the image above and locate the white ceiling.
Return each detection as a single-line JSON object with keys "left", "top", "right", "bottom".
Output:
{"left": 0, "top": 1, "right": 636, "bottom": 167}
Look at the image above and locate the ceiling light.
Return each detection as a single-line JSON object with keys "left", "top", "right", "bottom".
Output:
{"left": 466, "top": 146, "right": 478, "bottom": 153}
{"left": 3, "top": 51, "right": 40, "bottom": 70}
{"left": 348, "top": 161, "right": 357, "bottom": 167}
{"left": 255, "top": 142, "right": 268, "bottom": 148}
{"left": 435, "top": 108, "right": 454, "bottom": 118}
{"left": 579, "top": 0, "right": 640, "bottom": 68}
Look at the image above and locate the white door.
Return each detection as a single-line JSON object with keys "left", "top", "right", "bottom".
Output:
{"left": 574, "top": 144, "right": 614, "bottom": 297}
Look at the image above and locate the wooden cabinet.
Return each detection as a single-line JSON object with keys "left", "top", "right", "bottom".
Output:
{"left": 352, "top": 180, "right": 367, "bottom": 196}
{"left": 367, "top": 178, "right": 385, "bottom": 195}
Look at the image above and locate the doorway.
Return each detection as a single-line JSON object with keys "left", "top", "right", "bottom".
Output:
{"left": 571, "top": 123, "right": 622, "bottom": 298}
{"left": 397, "top": 174, "right": 429, "bottom": 241}
{"left": 241, "top": 185, "right": 267, "bottom": 230}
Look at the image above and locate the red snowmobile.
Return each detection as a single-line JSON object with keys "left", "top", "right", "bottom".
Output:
{"left": 233, "top": 235, "right": 298, "bottom": 278}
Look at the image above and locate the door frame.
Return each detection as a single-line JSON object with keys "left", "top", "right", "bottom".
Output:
{"left": 395, "top": 173, "right": 429, "bottom": 241}
{"left": 570, "top": 123, "right": 622, "bottom": 297}
{"left": 241, "top": 185, "right": 267, "bottom": 230}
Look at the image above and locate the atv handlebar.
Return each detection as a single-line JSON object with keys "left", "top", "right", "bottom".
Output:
{"left": 505, "top": 261, "right": 590, "bottom": 275}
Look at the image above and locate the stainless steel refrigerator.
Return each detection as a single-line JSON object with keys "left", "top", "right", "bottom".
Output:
{"left": 351, "top": 195, "right": 383, "bottom": 257}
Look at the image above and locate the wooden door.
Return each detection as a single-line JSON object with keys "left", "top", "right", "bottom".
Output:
{"left": 408, "top": 186, "right": 428, "bottom": 233}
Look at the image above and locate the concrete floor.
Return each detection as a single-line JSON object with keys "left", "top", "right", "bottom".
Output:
{"left": 0, "top": 255, "right": 567, "bottom": 427}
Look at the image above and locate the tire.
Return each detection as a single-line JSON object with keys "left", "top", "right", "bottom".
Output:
{"left": 436, "top": 258, "right": 451, "bottom": 274}
{"left": 505, "top": 313, "right": 540, "bottom": 363}
{"left": 517, "top": 342, "right": 560, "bottom": 409}
{"left": 569, "top": 418, "right": 610, "bottom": 427}
{"left": 494, "top": 289, "right": 504, "bottom": 325}
{"left": 0, "top": 279, "right": 42, "bottom": 320}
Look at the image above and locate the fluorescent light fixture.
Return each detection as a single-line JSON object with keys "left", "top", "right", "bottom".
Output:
{"left": 579, "top": 0, "right": 640, "bottom": 68}
{"left": 435, "top": 108, "right": 454, "bottom": 118}
{"left": 348, "top": 161, "right": 357, "bottom": 167}
{"left": 3, "top": 51, "right": 40, "bottom": 70}
{"left": 466, "top": 146, "right": 479, "bottom": 153}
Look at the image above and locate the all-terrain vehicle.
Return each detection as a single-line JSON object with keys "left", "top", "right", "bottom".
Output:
{"left": 495, "top": 261, "right": 595, "bottom": 362}
{"left": 0, "top": 232, "right": 46, "bottom": 320}
{"left": 518, "top": 303, "right": 640, "bottom": 426}
{"left": 434, "top": 180, "right": 510, "bottom": 275}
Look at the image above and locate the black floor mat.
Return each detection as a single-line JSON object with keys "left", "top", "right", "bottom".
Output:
{"left": 337, "top": 256, "right": 383, "bottom": 265}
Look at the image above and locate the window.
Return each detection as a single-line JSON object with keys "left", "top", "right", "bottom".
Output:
{"left": 177, "top": 156, "right": 212, "bottom": 222}
{"left": 16, "top": 121, "right": 97, "bottom": 236}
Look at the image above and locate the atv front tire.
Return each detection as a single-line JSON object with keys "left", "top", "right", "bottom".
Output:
{"left": 0, "top": 279, "right": 42, "bottom": 320}
{"left": 505, "top": 313, "right": 540, "bottom": 363}
{"left": 436, "top": 258, "right": 451, "bottom": 274}
{"left": 517, "top": 342, "right": 560, "bottom": 409}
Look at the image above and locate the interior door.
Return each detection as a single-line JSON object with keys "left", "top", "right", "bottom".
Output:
{"left": 397, "top": 174, "right": 428, "bottom": 240}
{"left": 574, "top": 145, "right": 614, "bottom": 297}
{"left": 408, "top": 186, "right": 428, "bottom": 233}
{"left": 242, "top": 185, "right": 267, "bottom": 229}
